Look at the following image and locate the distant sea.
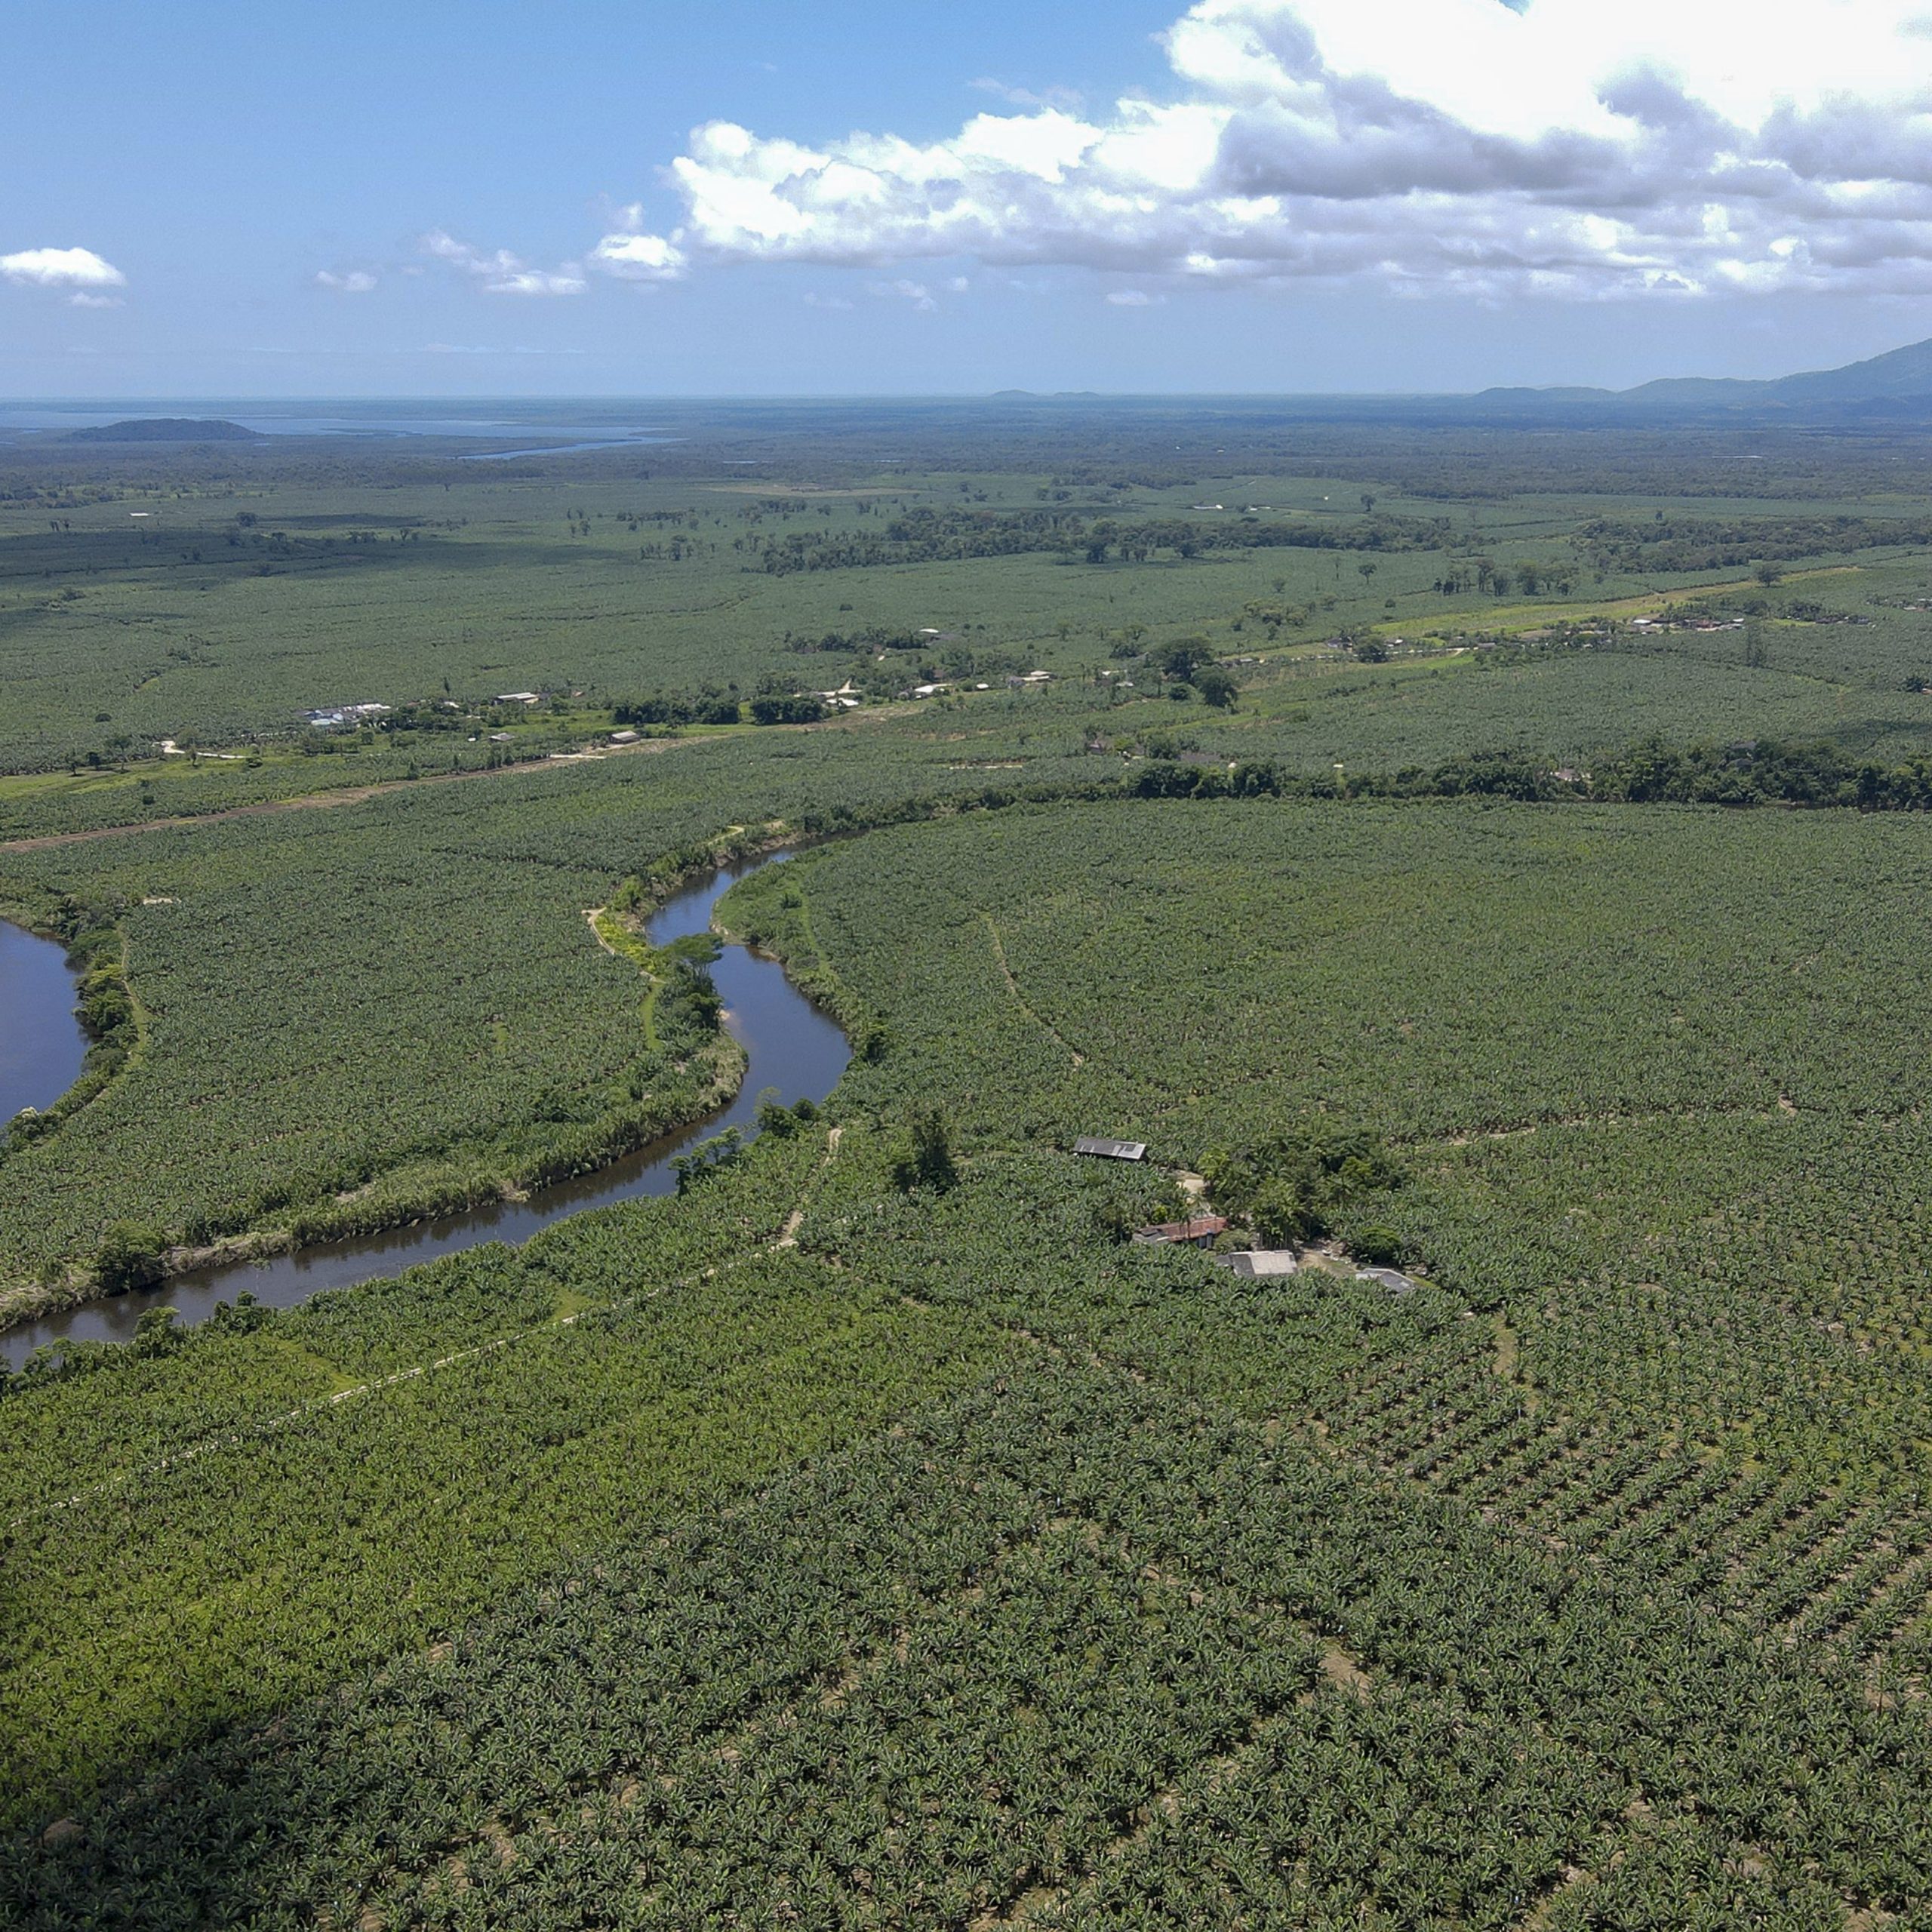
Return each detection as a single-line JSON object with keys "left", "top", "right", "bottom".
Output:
{"left": 0, "top": 400, "right": 676, "bottom": 450}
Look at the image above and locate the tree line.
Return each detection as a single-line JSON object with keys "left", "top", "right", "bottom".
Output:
{"left": 753, "top": 507, "right": 1451, "bottom": 574}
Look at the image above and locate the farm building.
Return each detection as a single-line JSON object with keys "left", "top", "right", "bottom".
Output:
{"left": 1133, "top": 1215, "right": 1229, "bottom": 1248}
{"left": 1214, "top": 1250, "right": 1300, "bottom": 1278}
{"left": 495, "top": 691, "right": 542, "bottom": 705}
{"left": 1075, "top": 1137, "right": 1146, "bottom": 1162}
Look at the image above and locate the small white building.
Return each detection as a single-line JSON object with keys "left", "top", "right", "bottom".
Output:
{"left": 300, "top": 701, "right": 389, "bottom": 728}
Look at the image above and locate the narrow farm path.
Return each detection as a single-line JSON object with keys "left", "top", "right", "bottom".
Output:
{"left": 1427, "top": 1096, "right": 1814, "bottom": 1148}
{"left": 980, "top": 912, "right": 1085, "bottom": 1067}
{"left": 0, "top": 708, "right": 912, "bottom": 855}
{"left": 0, "top": 738, "right": 688, "bottom": 854}
{"left": 777, "top": 1126, "right": 841, "bottom": 1247}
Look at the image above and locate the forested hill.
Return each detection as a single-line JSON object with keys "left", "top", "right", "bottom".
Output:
{"left": 65, "top": 419, "right": 261, "bottom": 444}
{"left": 1473, "top": 334, "right": 1932, "bottom": 420}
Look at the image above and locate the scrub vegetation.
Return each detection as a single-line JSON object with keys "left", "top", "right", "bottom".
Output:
{"left": 13, "top": 405, "right": 1932, "bottom": 1924}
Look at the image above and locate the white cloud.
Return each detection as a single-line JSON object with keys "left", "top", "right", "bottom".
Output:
{"left": 67, "top": 292, "right": 122, "bottom": 309}
{"left": 872, "top": 278, "right": 939, "bottom": 311}
{"left": 315, "top": 269, "right": 377, "bottom": 294}
{"left": 1107, "top": 288, "right": 1161, "bottom": 305}
{"left": 972, "top": 77, "right": 1087, "bottom": 112}
{"left": 589, "top": 230, "right": 688, "bottom": 281}
{"left": 2, "top": 246, "right": 125, "bottom": 291}
{"left": 620, "top": 0, "right": 1932, "bottom": 300}
{"left": 421, "top": 229, "right": 585, "bottom": 296}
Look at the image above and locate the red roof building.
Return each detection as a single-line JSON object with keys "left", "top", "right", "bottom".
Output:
{"left": 1131, "top": 1215, "right": 1229, "bottom": 1248}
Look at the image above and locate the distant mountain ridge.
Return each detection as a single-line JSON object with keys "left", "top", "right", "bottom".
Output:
{"left": 1477, "top": 336, "right": 1932, "bottom": 414}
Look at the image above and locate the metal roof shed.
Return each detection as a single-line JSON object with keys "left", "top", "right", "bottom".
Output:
{"left": 1133, "top": 1215, "right": 1229, "bottom": 1247}
{"left": 1357, "top": 1266, "right": 1422, "bottom": 1297}
{"left": 1075, "top": 1137, "right": 1146, "bottom": 1161}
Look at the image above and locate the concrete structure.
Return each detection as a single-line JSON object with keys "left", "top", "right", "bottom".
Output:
{"left": 1214, "top": 1251, "right": 1300, "bottom": 1278}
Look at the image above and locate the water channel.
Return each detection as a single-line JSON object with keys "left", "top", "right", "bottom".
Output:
{"left": 0, "top": 856, "right": 849, "bottom": 1367}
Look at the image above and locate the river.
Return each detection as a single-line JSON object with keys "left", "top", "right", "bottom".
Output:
{"left": 0, "top": 921, "right": 89, "bottom": 1128}
{"left": 0, "top": 857, "right": 848, "bottom": 1367}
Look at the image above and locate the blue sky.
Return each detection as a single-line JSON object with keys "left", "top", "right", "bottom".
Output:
{"left": 6, "top": 0, "right": 1932, "bottom": 398}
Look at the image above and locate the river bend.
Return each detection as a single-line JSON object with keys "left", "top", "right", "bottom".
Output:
{"left": 0, "top": 857, "right": 847, "bottom": 1367}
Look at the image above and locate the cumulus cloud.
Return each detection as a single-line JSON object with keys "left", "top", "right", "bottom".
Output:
{"left": 315, "top": 268, "right": 377, "bottom": 293}
{"left": 422, "top": 230, "right": 585, "bottom": 296}
{"left": 589, "top": 229, "right": 687, "bottom": 281}
{"left": 1, "top": 246, "right": 125, "bottom": 291}
{"left": 602, "top": 0, "right": 1932, "bottom": 300}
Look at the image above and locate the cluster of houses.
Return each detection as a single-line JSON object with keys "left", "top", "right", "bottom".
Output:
{"left": 900, "top": 670, "right": 1051, "bottom": 701}
{"left": 1628, "top": 615, "right": 1746, "bottom": 635}
{"left": 1071, "top": 1134, "right": 1423, "bottom": 1296}
{"left": 300, "top": 690, "right": 548, "bottom": 731}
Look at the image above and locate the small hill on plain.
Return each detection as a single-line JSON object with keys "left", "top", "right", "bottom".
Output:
{"left": 66, "top": 418, "right": 263, "bottom": 444}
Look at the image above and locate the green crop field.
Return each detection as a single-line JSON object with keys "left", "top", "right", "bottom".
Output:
{"left": 0, "top": 718, "right": 1118, "bottom": 1310}
{"left": 734, "top": 795, "right": 1932, "bottom": 1478}
{"left": 14, "top": 410, "right": 1932, "bottom": 1926}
